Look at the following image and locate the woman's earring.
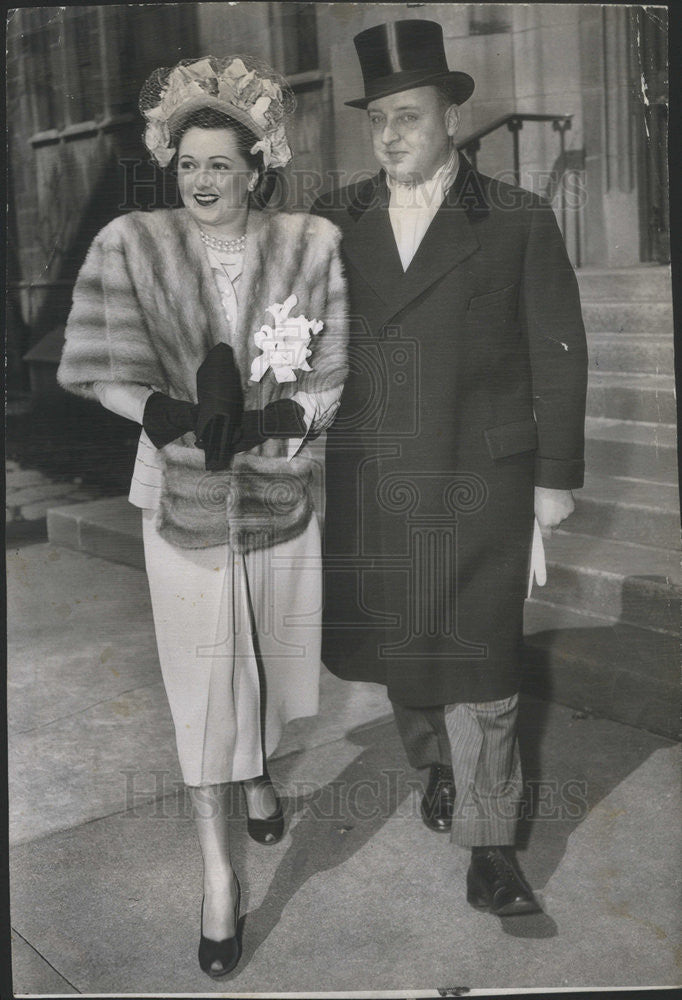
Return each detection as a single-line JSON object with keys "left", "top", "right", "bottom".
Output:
{"left": 247, "top": 173, "right": 258, "bottom": 192}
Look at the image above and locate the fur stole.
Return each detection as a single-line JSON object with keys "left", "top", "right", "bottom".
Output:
{"left": 58, "top": 208, "right": 348, "bottom": 551}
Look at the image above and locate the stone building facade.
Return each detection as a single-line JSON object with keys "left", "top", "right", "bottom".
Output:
{"left": 6, "top": 2, "right": 668, "bottom": 390}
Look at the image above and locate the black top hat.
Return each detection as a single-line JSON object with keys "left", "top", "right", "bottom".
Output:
{"left": 346, "top": 19, "right": 474, "bottom": 110}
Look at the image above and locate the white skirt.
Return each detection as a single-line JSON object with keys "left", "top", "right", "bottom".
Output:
{"left": 142, "top": 510, "right": 322, "bottom": 786}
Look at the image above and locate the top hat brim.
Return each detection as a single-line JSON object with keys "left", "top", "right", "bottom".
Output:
{"left": 345, "top": 69, "right": 474, "bottom": 109}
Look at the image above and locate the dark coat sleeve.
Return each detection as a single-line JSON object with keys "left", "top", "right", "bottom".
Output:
{"left": 521, "top": 198, "right": 588, "bottom": 490}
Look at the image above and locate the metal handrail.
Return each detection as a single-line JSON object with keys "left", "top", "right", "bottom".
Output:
{"left": 456, "top": 112, "right": 573, "bottom": 186}
{"left": 456, "top": 111, "right": 583, "bottom": 266}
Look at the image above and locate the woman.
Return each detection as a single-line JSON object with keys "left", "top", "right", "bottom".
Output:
{"left": 57, "top": 55, "right": 347, "bottom": 977}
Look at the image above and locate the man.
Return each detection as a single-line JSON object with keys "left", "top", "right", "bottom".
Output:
{"left": 312, "top": 19, "right": 587, "bottom": 916}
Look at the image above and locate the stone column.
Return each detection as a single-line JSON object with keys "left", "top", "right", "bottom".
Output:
{"left": 600, "top": 5, "right": 641, "bottom": 265}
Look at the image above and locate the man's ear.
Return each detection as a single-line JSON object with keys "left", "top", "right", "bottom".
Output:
{"left": 445, "top": 104, "right": 461, "bottom": 137}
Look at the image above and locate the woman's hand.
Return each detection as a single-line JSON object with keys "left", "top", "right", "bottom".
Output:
{"left": 231, "top": 399, "right": 307, "bottom": 455}
{"left": 196, "top": 343, "right": 244, "bottom": 470}
{"left": 143, "top": 392, "right": 198, "bottom": 449}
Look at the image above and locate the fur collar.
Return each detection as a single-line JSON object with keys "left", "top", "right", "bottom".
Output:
{"left": 58, "top": 207, "right": 348, "bottom": 550}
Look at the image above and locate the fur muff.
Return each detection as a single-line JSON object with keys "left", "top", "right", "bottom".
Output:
{"left": 159, "top": 445, "right": 315, "bottom": 552}
{"left": 58, "top": 207, "right": 348, "bottom": 551}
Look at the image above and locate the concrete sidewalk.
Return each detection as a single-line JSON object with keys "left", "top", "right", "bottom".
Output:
{"left": 7, "top": 541, "right": 681, "bottom": 994}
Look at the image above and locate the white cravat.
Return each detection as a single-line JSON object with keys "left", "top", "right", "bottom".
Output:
{"left": 387, "top": 148, "right": 459, "bottom": 271}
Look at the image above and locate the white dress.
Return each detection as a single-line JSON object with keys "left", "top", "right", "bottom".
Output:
{"left": 93, "top": 243, "right": 341, "bottom": 787}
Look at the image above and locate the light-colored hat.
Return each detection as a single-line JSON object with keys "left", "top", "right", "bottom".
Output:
{"left": 139, "top": 55, "right": 296, "bottom": 169}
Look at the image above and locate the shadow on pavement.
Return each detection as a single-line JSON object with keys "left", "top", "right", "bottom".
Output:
{"left": 229, "top": 698, "right": 672, "bottom": 964}
{"left": 238, "top": 720, "right": 417, "bottom": 967}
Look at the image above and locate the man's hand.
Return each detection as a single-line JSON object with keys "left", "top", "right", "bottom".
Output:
{"left": 534, "top": 486, "right": 575, "bottom": 538}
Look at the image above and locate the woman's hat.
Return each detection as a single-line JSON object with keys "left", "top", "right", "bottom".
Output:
{"left": 346, "top": 19, "right": 474, "bottom": 109}
{"left": 139, "top": 55, "right": 296, "bottom": 169}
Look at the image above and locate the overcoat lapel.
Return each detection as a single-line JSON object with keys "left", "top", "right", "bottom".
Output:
{"left": 342, "top": 159, "right": 488, "bottom": 330}
{"left": 341, "top": 176, "right": 404, "bottom": 308}
{"left": 398, "top": 184, "right": 481, "bottom": 304}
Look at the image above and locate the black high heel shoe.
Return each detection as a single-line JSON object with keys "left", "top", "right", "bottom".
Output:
{"left": 198, "top": 877, "right": 241, "bottom": 978}
{"left": 244, "top": 775, "right": 285, "bottom": 845}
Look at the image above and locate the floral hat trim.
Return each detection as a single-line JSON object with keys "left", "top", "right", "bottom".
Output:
{"left": 139, "top": 55, "right": 296, "bottom": 169}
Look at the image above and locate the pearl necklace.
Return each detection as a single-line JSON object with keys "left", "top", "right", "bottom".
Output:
{"left": 199, "top": 230, "right": 246, "bottom": 253}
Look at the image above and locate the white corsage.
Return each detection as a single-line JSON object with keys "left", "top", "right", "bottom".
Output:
{"left": 249, "top": 294, "right": 323, "bottom": 384}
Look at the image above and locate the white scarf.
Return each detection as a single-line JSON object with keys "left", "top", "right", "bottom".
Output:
{"left": 387, "top": 148, "right": 459, "bottom": 270}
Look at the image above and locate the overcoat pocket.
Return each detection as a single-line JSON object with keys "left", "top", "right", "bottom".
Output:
{"left": 484, "top": 418, "right": 538, "bottom": 460}
{"left": 467, "top": 283, "right": 517, "bottom": 313}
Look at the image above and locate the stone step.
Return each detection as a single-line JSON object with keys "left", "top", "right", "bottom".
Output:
{"left": 588, "top": 333, "right": 674, "bottom": 376}
{"left": 537, "top": 530, "right": 681, "bottom": 635}
{"left": 565, "top": 473, "right": 680, "bottom": 549}
{"left": 50, "top": 497, "right": 681, "bottom": 632}
{"left": 584, "top": 417, "right": 678, "bottom": 483}
{"left": 46, "top": 497, "right": 680, "bottom": 739}
{"left": 586, "top": 372, "right": 677, "bottom": 423}
{"left": 576, "top": 265, "right": 672, "bottom": 303}
{"left": 581, "top": 300, "right": 673, "bottom": 334}
{"left": 523, "top": 600, "right": 680, "bottom": 739}
{"left": 47, "top": 497, "right": 144, "bottom": 571}
{"left": 47, "top": 494, "right": 328, "bottom": 569}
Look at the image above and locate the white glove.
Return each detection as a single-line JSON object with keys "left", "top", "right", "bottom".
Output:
{"left": 527, "top": 517, "right": 547, "bottom": 598}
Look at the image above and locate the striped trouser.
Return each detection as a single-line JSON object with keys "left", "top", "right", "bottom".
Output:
{"left": 391, "top": 694, "right": 522, "bottom": 847}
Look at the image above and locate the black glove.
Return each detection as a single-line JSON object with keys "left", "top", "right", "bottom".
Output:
{"left": 143, "top": 392, "right": 198, "bottom": 449}
{"left": 232, "top": 398, "right": 308, "bottom": 454}
{"left": 195, "top": 343, "right": 244, "bottom": 471}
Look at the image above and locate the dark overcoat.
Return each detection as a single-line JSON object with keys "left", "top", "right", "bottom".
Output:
{"left": 311, "top": 158, "right": 587, "bottom": 707}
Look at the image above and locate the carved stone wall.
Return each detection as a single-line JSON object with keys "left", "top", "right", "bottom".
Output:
{"left": 323, "top": 2, "right": 665, "bottom": 268}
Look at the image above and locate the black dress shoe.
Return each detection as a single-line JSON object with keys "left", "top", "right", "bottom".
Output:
{"left": 198, "top": 878, "right": 241, "bottom": 978}
{"left": 247, "top": 801, "right": 285, "bottom": 845}
{"left": 244, "top": 775, "right": 285, "bottom": 845}
{"left": 467, "top": 847, "right": 541, "bottom": 916}
{"left": 420, "top": 764, "right": 456, "bottom": 833}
